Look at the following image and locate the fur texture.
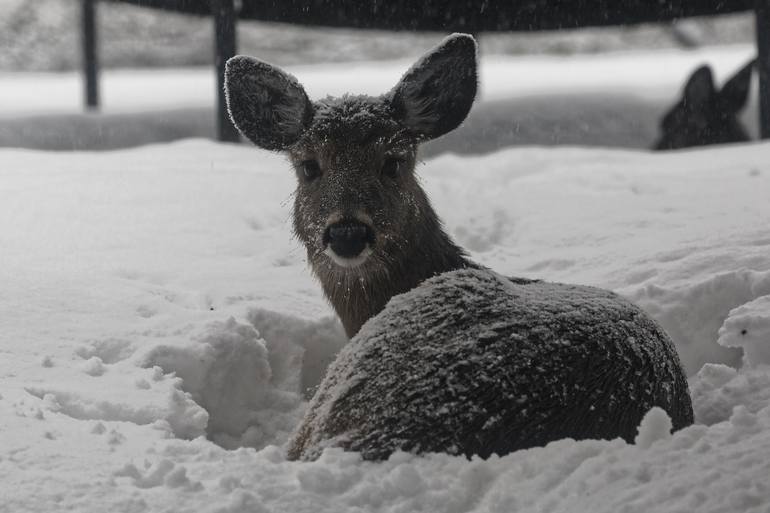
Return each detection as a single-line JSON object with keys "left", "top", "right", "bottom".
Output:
{"left": 225, "top": 56, "right": 314, "bottom": 150}
{"left": 288, "top": 269, "right": 694, "bottom": 461}
{"left": 388, "top": 33, "right": 478, "bottom": 140}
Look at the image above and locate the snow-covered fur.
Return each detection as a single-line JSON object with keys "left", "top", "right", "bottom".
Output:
{"left": 655, "top": 59, "right": 753, "bottom": 150}
{"left": 225, "top": 33, "right": 476, "bottom": 149}
{"left": 225, "top": 56, "right": 314, "bottom": 150}
{"left": 225, "top": 33, "right": 694, "bottom": 461}
{"left": 389, "top": 33, "right": 477, "bottom": 140}
{"left": 288, "top": 269, "right": 693, "bottom": 460}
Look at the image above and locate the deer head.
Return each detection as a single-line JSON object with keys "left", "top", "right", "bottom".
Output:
{"left": 655, "top": 59, "right": 754, "bottom": 150}
{"left": 225, "top": 34, "right": 478, "bottom": 337}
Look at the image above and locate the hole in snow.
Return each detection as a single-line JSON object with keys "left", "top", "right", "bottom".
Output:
{"left": 141, "top": 311, "right": 346, "bottom": 450}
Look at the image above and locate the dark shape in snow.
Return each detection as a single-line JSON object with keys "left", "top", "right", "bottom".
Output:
{"left": 655, "top": 59, "right": 754, "bottom": 150}
{"left": 225, "top": 33, "right": 694, "bottom": 461}
{"left": 290, "top": 269, "right": 694, "bottom": 460}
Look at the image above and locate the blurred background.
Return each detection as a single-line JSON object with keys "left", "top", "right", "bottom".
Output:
{"left": 0, "top": 0, "right": 760, "bottom": 155}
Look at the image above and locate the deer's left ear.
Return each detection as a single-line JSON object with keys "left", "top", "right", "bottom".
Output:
{"left": 389, "top": 33, "right": 478, "bottom": 141}
{"left": 719, "top": 59, "right": 754, "bottom": 113}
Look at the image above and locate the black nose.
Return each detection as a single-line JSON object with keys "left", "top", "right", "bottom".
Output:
{"left": 323, "top": 220, "right": 375, "bottom": 258}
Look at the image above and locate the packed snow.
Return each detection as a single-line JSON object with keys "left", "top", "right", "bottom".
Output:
{"left": 2, "top": 42, "right": 770, "bottom": 511}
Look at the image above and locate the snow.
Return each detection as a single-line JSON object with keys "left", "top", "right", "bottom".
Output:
{"left": 719, "top": 295, "right": 770, "bottom": 367}
{"left": 634, "top": 407, "right": 673, "bottom": 449}
{"left": 2, "top": 47, "right": 770, "bottom": 510}
{"left": 2, "top": 136, "right": 770, "bottom": 511}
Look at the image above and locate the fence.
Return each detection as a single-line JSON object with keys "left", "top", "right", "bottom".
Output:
{"left": 80, "top": 0, "right": 769, "bottom": 141}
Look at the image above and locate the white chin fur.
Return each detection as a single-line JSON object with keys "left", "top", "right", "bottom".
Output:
{"left": 324, "top": 246, "right": 372, "bottom": 268}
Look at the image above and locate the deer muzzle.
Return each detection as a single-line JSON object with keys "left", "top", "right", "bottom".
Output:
{"left": 322, "top": 219, "right": 376, "bottom": 266}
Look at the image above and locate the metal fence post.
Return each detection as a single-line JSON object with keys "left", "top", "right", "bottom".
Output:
{"left": 757, "top": 0, "right": 770, "bottom": 138}
{"left": 213, "top": 0, "right": 240, "bottom": 142}
{"left": 82, "top": 0, "right": 99, "bottom": 110}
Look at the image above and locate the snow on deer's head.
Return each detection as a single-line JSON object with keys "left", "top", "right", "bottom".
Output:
{"left": 655, "top": 59, "right": 754, "bottom": 150}
{"left": 225, "top": 34, "right": 477, "bottom": 336}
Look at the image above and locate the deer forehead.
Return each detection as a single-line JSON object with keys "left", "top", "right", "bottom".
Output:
{"left": 291, "top": 95, "right": 415, "bottom": 156}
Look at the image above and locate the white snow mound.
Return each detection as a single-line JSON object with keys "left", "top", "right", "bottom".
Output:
{"left": 718, "top": 294, "right": 770, "bottom": 367}
{"left": 635, "top": 407, "right": 673, "bottom": 448}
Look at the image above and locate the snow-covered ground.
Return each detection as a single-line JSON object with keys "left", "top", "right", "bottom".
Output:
{"left": 2, "top": 136, "right": 770, "bottom": 512}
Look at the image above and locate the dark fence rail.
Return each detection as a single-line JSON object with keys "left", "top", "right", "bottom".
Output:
{"left": 85, "top": 0, "right": 769, "bottom": 142}
{"left": 106, "top": 0, "right": 754, "bottom": 31}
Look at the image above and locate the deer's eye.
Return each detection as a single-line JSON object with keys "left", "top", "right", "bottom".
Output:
{"left": 301, "top": 160, "right": 321, "bottom": 181}
{"left": 381, "top": 157, "right": 404, "bottom": 179}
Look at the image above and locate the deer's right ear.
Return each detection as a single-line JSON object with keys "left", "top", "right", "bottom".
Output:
{"left": 682, "top": 65, "right": 715, "bottom": 108}
{"left": 225, "top": 56, "right": 314, "bottom": 151}
{"left": 389, "top": 33, "right": 478, "bottom": 141}
{"left": 719, "top": 59, "right": 754, "bottom": 113}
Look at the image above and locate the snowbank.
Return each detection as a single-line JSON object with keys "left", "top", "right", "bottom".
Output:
{"left": 1, "top": 139, "right": 770, "bottom": 511}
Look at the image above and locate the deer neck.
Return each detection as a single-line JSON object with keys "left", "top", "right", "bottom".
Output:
{"left": 314, "top": 223, "right": 471, "bottom": 338}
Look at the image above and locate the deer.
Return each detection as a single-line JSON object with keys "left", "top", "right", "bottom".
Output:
{"left": 225, "top": 33, "right": 694, "bottom": 461}
{"left": 655, "top": 59, "right": 754, "bottom": 150}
